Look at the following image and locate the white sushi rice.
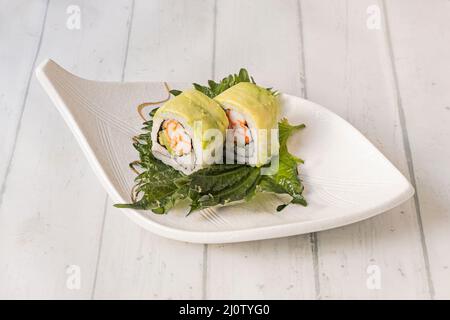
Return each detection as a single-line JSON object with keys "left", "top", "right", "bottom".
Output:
{"left": 222, "top": 104, "right": 274, "bottom": 166}
{"left": 151, "top": 111, "right": 223, "bottom": 175}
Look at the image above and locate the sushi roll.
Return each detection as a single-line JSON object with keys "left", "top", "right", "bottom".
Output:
{"left": 215, "top": 82, "right": 280, "bottom": 166}
{"left": 151, "top": 90, "right": 229, "bottom": 175}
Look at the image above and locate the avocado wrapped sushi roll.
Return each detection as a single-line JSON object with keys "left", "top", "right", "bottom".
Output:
{"left": 215, "top": 82, "right": 280, "bottom": 166}
{"left": 151, "top": 90, "right": 229, "bottom": 175}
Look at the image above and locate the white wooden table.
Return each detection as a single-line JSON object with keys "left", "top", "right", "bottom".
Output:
{"left": 0, "top": 0, "right": 449, "bottom": 299}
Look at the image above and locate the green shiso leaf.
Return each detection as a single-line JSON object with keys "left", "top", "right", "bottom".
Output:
{"left": 114, "top": 118, "right": 189, "bottom": 214}
{"left": 188, "top": 164, "right": 260, "bottom": 213}
{"left": 191, "top": 68, "right": 276, "bottom": 98}
{"left": 115, "top": 117, "right": 306, "bottom": 214}
{"left": 169, "top": 89, "right": 182, "bottom": 97}
{"left": 183, "top": 119, "right": 307, "bottom": 213}
{"left": 115, "top": 70, "right": 305, "bottom": 214}
{"left": 258, "top": 119, "right": 307, "bottom": 211}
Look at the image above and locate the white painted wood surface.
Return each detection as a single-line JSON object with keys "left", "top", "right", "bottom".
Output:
{"left": 301, "top": 0, "right": 430, "bottom": 299}
{"left": 385, "top": 0, "right": 450, "bottom": 299}
{"left": 0, "top": 0, "right": 448, "bottom": 299}
{"left": 93, "top": 0, "right": 212, "bottom": 299}
{"left": 0, "top": 0, "right": 131, "bottom": 299}
{"left": 206, "top": 0, "right": 316, "bottom": 300}
{"left": 0, "top": 0, "right": 47, "bottom": 187}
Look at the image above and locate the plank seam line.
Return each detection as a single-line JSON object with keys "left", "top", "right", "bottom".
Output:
{"left": 211, "top": 0, "right": 218, "bottom": 81}
{"left": 91, "top": 0, "right": 136, "bottom": 298}
{"left": 381, "top": 0, "right": 435, "bottom": 299}
{"left": 121, "top": 0, "right": 136, "bottom": 82}
{"left": 310, "top": 232, "right": 321, "bottom": 299}
{"left": 0, "top": 0, "right": 50, "bottom": 209}
{"left": 202, "top": 243, "right": 208, "bottom": 300}
{"left": 297, "top": 0, "right": 308, "bottom": 98}
{"left": 202, "top": 0, "right": 217, "bottom": 300}
{"left": 297, "top": 0, "right": 321, "bottom": 300}
{"left": 91, "top": 194, "right": 109, "bottom": 299}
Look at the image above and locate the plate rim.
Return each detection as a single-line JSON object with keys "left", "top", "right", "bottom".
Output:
{"left": 36, "top": 59, "right": 415, "bottom": 244}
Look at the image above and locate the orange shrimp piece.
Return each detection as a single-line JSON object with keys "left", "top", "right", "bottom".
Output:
{"left": 225, "top": 109, "right": 252, "bottom": 144}
{"left": 162, "top": 119, "right": 192, "bottom": 155}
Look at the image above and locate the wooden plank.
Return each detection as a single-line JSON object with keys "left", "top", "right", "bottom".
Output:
{"left": 206, "top": 0, "right": 316, "bottom": 299}
{"left": 0, "top": 0, "right": 47, "bottom": 200}
{"left": 384, "top": 0, "right": 450, "bottom": 299}
{"left": 92, "top": 0, "right": 214, "bottom": 299}
{"left": 0, "top": 0, "right": 132, "bottom": 299}
{"left": 300, "top": 0, "right": 430, "bottom": 298}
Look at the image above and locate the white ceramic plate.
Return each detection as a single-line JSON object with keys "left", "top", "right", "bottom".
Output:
{"left": 36, "top": 59, "right": 414, "bottom": 244}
